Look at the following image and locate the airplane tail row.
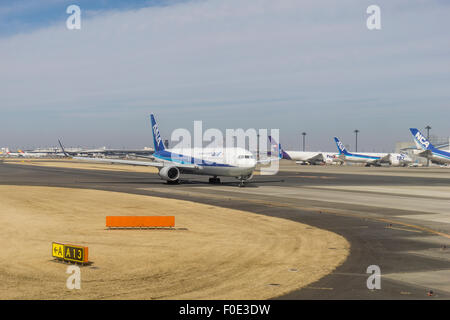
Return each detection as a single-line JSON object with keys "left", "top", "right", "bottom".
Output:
{"left": 334, "top": 129, "right": 434, "bottom": 155}
{"left": 60, "top": 119, "right": 433, "bottom": 160}
{"left": 270, "top": 135, "right": 351, "bottom": 157}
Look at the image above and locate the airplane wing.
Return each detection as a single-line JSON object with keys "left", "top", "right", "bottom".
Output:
{"left": 380, "top": 154, "right": 390, "bottom": 162}
{"left": 418, "top": 150, "right": 433, "bottom": 158}
{"left": 132, "top": 154, "right": 155, "bottom": 160}
{"left": 416, "top": 149, "right": 447, "bottom": 165}
{"left": 71, "top": 155, "right": 200, "bottom": 169}
{"left": 306, "top": 153, "right": 324, "bottom": 163}
{"left": 373, "top": 154, "right": 391, "bottom": 164}
{"left": 59, "top": 139, "right": 197, "bottom": 169}
{"left": 72, "top": 156, "right": 165, "bottom": 167}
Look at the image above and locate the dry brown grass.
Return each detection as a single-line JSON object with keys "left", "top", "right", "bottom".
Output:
{"left": 0, "top": 186, "right": 348, "bottom": 299}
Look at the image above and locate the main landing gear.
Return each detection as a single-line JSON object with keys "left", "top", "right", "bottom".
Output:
{"left": 209, "top": 176, "right": 221, "bottom": 184}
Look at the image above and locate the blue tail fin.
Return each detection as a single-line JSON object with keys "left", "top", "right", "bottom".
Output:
{"left": 150, "top": 114, "right": 166, "bottom": 152}
{"left": 410, "top": 128, "right": 435, "bottom": 151}
{"left": 334, "top": 137, "right": 350, "bottom": 155}
{"left": 268, "top": 136, "right": 290, "bottom": 160}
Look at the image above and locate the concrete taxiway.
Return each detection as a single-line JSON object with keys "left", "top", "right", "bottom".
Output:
{"left": 1, "top": 160, "right": 449, "bottom": 299}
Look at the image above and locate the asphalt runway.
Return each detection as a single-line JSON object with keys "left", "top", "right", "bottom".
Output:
{"left": 1, "top": 160, "right": 450, "bottom": 299}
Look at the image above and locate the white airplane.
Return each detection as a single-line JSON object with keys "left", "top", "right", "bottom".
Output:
{"left": 334, "top": 137, "right": 412, "bottom": 166}
{"left": 410, "top": 128, "right": 450, "bottom": 165}
{"left": 5, "top": 149, "right": 27, "bottom": 157}
{"left": 6, "top": 149, "right": 48, "bottom": 158}
{"left": 59, "top": 114, "right": 280, "bottom": 186}
{"left": 268, "top": 136, "right": 342, "bottom": 165}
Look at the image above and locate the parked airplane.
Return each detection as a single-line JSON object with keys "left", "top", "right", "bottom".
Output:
{"left": 6, "top": 149, "right": 48, "bottom": 157}
{"left": 268, "top": 136, "right": 341, "bottom": 165}
{"left": 5, "top": 150, "right": 29, "bottom": 157}
{"left": 334, "top": 137, "right": 412, "bottom": 166}
{"left": 59, "top": 114, "right": 279, "bottom": 186}
{"left": 410, "top": 128, "right": 450, "bottom": 164}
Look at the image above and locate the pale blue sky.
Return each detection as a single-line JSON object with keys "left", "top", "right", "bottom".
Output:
{"left": 0, "top": 0, "right": 449, "bottom": 151}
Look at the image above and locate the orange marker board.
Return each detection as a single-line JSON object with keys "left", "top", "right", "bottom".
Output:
{"left": 106, "top": 216, "right": 175, "bottom": 228}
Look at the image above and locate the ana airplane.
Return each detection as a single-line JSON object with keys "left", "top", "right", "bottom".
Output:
{"left": 334, "top": 137, "right": 412, "bottom": 166}
{"left": 59, "top": 114, "right": 278, "bottom": 186}
{"left": 410, "top": 128, "right": 450, "bottom": 165}
{"left": 268, "top": 136, "right": 341, "bottom": 165}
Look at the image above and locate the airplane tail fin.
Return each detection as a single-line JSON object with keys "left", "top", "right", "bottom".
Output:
{"left": 268, "top": 136, "right": 289, "bottom": 160}
{"left": 410, "top": 128, "right": 435, "bottom": 151}
{"left": 150, "top": 114, "right": 166, "bottom": 152}
{"left": 58, "top": 139, "right": 71, "bottom": 157}
{"left": 334, "top": 137, "right": 351, "bottom": 155}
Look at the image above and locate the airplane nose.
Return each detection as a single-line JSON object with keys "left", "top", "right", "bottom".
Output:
{"left": 242, "top": 159, "right": 256, "bottom": 169}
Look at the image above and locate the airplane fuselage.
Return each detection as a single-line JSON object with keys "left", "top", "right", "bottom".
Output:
{"left": 341, "top": 152, "right": 411, "bottom": 166}
{"left": 428, "top": 149, "right": 450, "bottom": 164}
{"left": 153, "top": 147, "right": 257, "bottom": 178}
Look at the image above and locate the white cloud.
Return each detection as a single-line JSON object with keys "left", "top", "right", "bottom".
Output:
{"left": 0, "top": 0, "right": 449, "bottom": 149}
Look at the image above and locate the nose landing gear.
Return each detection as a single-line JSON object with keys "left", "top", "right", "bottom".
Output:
{"left": 237, "top": 173, "right": 253, "bottom": 187}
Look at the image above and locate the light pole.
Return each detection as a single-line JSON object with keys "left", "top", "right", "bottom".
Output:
{"left": 354, "top": 129, "right": 359, "bottom": 152}
{"left": 302, "top": 132, "right": 306, "bottom": 151}
{"left": 425, "top": 125, "right": 431, "bottom": 167}
{"left": 256, "top": 132, "right": 260, "bottom": 161}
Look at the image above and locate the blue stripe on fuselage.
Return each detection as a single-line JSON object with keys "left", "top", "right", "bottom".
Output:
{"left": 431, "top": 148, "right": 450, "bottom": 160}
{"left": 346, "top": 152, "right": 380, "bottom": 160}
{"left": 154, "top": 150, "right": 235, "bottom": 167}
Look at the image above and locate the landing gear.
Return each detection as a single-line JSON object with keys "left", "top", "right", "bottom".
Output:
{"left": 237, "top": 173, "right": 253, "bottom": 187}
{"left": 209, "top": 176, "right": 221, "bottom": 184}
{"left": 167, "top": 179, "right": 180, "bottom": 185}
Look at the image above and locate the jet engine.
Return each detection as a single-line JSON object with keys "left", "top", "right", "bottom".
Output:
{"left": 158, "top": 166, "right": 180, "bottom": 182}
{"left": 389, "top": 154, "right": 410, "bottom": 167}
{"left": 389, "top": 154, "right": 399, "bottom": 166}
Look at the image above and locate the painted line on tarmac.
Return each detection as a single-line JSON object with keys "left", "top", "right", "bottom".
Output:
{"left": 385, "top": 226, "right": 423, "bottom": 233}
{"left": 138, "top": 187, "right": 450, "bottom": 240}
